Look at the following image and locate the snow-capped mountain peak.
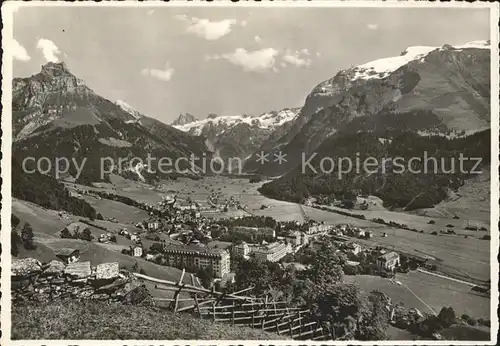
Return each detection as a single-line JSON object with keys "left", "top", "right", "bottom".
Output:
{"left": 350, "top": 40, "right": 490, "bottom": 81}
{"left": 116, "top": 100, "right": 142, "bottom": 119}
{"left": 173, "top": 108, "right": 300, "bottom": 136}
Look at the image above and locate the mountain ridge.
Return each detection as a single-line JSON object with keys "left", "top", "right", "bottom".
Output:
{"left": 244, "top": 40, "right": 491, "bottom": 175}
{"left": 12, "top": 62, "right": 210, "bottom": 183}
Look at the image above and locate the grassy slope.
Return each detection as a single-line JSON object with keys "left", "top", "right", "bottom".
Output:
{"left": 12, "top": 300, "right": 287, "bottom": 340}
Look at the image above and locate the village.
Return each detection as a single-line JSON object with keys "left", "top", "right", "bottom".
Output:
{"left": 55, "top": 189, "right": 431, "bottom": 290}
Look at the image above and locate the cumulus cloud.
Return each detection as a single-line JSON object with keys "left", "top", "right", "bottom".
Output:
{"left": 254, "top": 35, "right": 262, "bottom": 44}
{"left": 175, "top": 15, "right": 244, "bottom": 41}
{"left": 36, "top": 38, "right": 61, "bottom": 62}
{"left": 367, "top": 23, "right": 378, "bottom": 30}
{"left": 281, "top": 49, "right": 312, "bottom": 68}
{"left": 141, "top": 63, "right": 175, "bottom": 81}
{"left": 208, "top": 48, "right": 279, "bottom": 72}
{"left": 13, "top": 39, "right": 30, "bottom": 61}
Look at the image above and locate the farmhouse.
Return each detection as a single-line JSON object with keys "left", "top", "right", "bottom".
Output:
{"left": 346, "top": 242, "right": 362, "bottom": 256}
{"left": 55, "top": 248, "right": 80, "bottom": 264}
{"left": 147, "top": 221, "right": 160, "bottom": 230}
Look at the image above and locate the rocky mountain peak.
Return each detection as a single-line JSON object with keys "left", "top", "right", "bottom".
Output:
{"left": 40, "top": 61, "right": 71, "bottom": 76}
{"left": 172, "top": 113, "right": 198, "bottom": 126}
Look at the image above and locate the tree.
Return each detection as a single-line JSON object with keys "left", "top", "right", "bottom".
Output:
{"left": 110, "top": 235, "right": 117, "bottom": 242}
{"left": 21, "top": 223, "right": 36, "bottom": 250}
{"left": 79, "top": 227, "right": 93, "bottom": 241}
{"left": 234, "top": 258, "right": 273, "bottom": 296}
{"left": 11, "top": 214, "right": 21, "bottom": 228}
{"left": 304, "top": 241, "right": 345, "bottom": 289}
{"left": 437, "top": 306, "right": 456, "bottom": 328}
{"left": 60, "top": 228, "right": 73, "bottom": 239}
{"left": 309, "top": 283, "right": 363, "bottom": 339}
{"left": 197, "top": 266, "right": 215, "bottom": 289}
{"left": 96, "top": 213, "right": 104, "bottom": 220}
{"left": 132, "top": 261, "right": 141, "bottom": 273}
{"left": 11, "top": 231, "right": 22, "bottom": 256}
{"left": 357, "top": 291, "right": 391, "bottom": 340}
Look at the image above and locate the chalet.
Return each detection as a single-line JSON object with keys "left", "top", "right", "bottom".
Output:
{"left": 132, "top": 246, "right": 143, "bottom": 257}
{"left": 119, "top": 229, "right": 129, "bottom": 236}
{"left": 147, "top": 221, "right": 160, "bottom": 230}
{"left": 346, "top": 242, "right": 362, "bottom": 256}
{"left": 55, "top": 248, "right": 80, "bottom": 264}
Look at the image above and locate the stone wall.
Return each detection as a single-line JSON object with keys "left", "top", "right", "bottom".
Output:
{"left": 12, "top": 258, "right": 153, "bottom": 305}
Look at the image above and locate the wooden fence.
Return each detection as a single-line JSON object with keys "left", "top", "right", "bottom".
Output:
{"left": 132, "top": 271, "right": 328, "bottom": 340}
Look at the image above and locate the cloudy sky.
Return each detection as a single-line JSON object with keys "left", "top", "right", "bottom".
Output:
{"left": 12, "top": 6, "right": 490, "bottom": 124}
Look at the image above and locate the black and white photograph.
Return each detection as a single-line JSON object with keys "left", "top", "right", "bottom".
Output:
{"left": 1, "top": 1, "right": 498, "bottom": 344}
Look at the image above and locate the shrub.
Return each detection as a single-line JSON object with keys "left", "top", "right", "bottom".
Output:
{"left": 481, "top": 235, "right": 491, "bottom": 240}
{"left": 477, "top": 318, "right": 490, "bottom": 327}
{"left": 427, "top": 220, "right": 435, "bottom": 224}
{"left": 21, "top": 223, "right": 36, "bottom": 250}
{"left": 437, "top": 307, "right": 456, "bottom": 328}
{"left": 461, "top": 314, "right": 470, "bottom": 321}
{"left": 431, "top": 231, "right": 438, "bottom": 235}
{"left": 79, "top": 228, "right": 94, "bottom": 241}
{"left": 467, "top": 317, "right": 477, "bottom": 326}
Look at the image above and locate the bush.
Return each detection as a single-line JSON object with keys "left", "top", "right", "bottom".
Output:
{"left": 477, "top": 318, "right": 490, "bottom": 327}
{"left": 466, "top": 317, "right": 477, "bottom": 326}
{"left": 461, "top": 314, "right": 470, "bottom": 321}
{"left": 431, "top": 231, "right": 438, "bottom": 235}
{"left": 481, "top": 235, "right": 490, "bottom": 240}
{"left": 79, "top": 228, "right": 94, "bottom": 241}
{"left": 438, "top": 307, "right": 456, "bottom": 327}
{"left": 427, "top": 220, "right": 435, "bottom": 224}
{"left": 21, "top": 223, "right": 36, "bottom": 250}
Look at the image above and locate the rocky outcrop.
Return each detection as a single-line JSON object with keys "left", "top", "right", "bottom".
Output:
{"left": 11, "top": 258, "right": 153, "bottom": 306}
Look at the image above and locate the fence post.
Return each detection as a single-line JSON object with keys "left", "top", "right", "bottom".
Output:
{"left": 251, "top": 301, "right": 255, "bottom": 328}
{"left": 212, "top": 300, "right": 216, "bottom": 322}
{"left": 231, "top": 301, "right": 235, "bottom": 326}
{"left": 194, "top": 294, "right": 202, "bottom": 318}
{"left": 298, "top": 311, "right": 302, "bottom": 338}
